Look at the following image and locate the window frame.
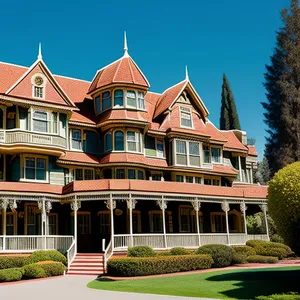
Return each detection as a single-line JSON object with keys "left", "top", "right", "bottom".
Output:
{"left": 101, "top": 91, "right": 112, "bottom": 111}
{"left": 113, "top": 89, "right": 124, "bottom": 108}
{"left": 0, "top": 211, "right": 17, "bottom": 235}
{"left": 180, "top": 106, "right": 193, "bottom": 128}
{"left": 210, "top": 210, "right": 242, "bottom": 233}
{"left": 31, "top": 74, "right": 46, "bottom": 100}
{"left": 47, "top": 213, "right": 58, "bottom": 235}
{"left": 174, "top": 139, "right": 201, "bottom": 167}
{"left": 70, "top": 211, "right": 91, "bottom": 235}
{"left": 70, "top": 128, "right": 83, "bottom": 151}
{"left": 21, "top": 154, "right": 48, "bottom": 183}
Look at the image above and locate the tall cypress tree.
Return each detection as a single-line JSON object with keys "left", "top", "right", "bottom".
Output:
{"left": 263, "top": 0, "right": 300, "bottom": 174}
{"left": 220, "top": 74, "right": 241, "bottom": 130}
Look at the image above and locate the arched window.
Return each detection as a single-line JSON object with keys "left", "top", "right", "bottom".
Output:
{"left": 102, "top": 91, "right": 111, "bottom": 111}
{"left": 127, "top": 90, "right": 136, "bottom": 107}
{"left": 114, "top": 90, "right": 123, "bottom": 107}
{"left": 114, "top": 131, "right": 124, "bottom": 151}
{"left": 105, "top": 133, "right": 112, "bottom": 151}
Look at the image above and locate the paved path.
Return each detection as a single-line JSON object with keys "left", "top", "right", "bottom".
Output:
{"left": 0, "top": 275, "right": 214, "bottom": 300}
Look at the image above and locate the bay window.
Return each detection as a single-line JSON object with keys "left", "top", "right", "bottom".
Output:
{"left": 189, "top": 142, "right": 200, "bottom": 166}
{"left": 102, "top": 91, "right": 111, "bottom": 110}
{"left": 211, "top": 147, "right": 221, "bottom": 163}
{"left": 33, "top": 111, "right": 48, "bottom": 133}
{"left": 203, "top": 145, "right": 211, "bottom": 163}
{"left": 175, "top": 140, "right": 200, "bottom": 167}
{"left": 95, "top": 96, "right": 100, "bottom": 114}
{"left": 127, "top": 131, "right": 140, "bottom": 152}
{"left": 128, "top": 169, "right": 136, "bottom": 179}
{"left": 114, "top": 89, "right": 124, "bottom": 107}
{"left": 105, "top": 133, "right": 112, "bottom": 151}
{"left": 138, "top": 92, "right": 145, "bottom": 109}
{"left": 73, "top": 168, "right": 94, "bottom": 181}
{"left": 116, "top": 169, "right": 126, "bottom": 179}
{"left": 114, "top": 131, "right": 124, "bottom": 151}
{"left": 71, "top": 129, "right": 82, "bottom": 150}
{"left": 176, "top": 140, "right": 187, "bottom": 165}
{"left": 127, "top": 90, "right": 136, "bottom": 107}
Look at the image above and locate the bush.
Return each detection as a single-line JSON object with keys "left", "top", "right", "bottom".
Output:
{"left": 169, "top": 247, "right": 189, "bottom": 256}
{"left": 255, "top": 247, "right": 287, "bottom": 260}
{"left": 271, "top": 234, "right": 284, "bottom": 244}
{"left": 195, "top": 244, "right": 234, "bottom": 268}
{"left": 232, "top": 246, "right": 256, "bottom": 257}
{"left": 0, "top": 268, "right": 23, "bottom": 282}
{"left": 0, "top": 256, "right": 31, "bottom": 270}
{"left": 127, "top": 246, "right": 156, "bottom": 257}
{"left": 107, "top": 254, "right": 213, "bottom": 277}
{"left": 232, "top": 253, "right": 247, "bottom": 265}
{"left": 256, "top": 292, "right": 300, "bottom": 299}
{"left": 30, "top": 250, "right": 67, "bottom": 266}
{"left": 22, "top": 264, "right": 46, "bottom": 279}
{"left": 246, "top": 255, "right": 278, "bottom": 264}
{"left": 36, "top": 261, "right": 66, "bottom": 277}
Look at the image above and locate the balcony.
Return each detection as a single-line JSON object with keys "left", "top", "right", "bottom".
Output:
{"left": 0, "top": 129, "right": 67, "bottom": 149}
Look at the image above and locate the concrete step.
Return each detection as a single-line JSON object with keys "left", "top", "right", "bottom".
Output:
{"left": 73, "top": 256, "right": 103, "bottom": 260}
{"left": 67, "top": 270, "right": 103, "bottom": 276}
{"left": 69, "top": 267, "right": 103, "bottom": 271}
{"left": 71, "top": 263, "right": 103, "bottom": 267}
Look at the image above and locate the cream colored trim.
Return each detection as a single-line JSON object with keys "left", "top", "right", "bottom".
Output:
{"left": 126, "top": 210, "right": 142, "bottom": 233}
{"left": 21, "top": 154, "right": 49, "bottom": 183}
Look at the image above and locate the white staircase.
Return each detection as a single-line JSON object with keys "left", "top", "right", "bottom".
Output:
{"left": 68, "top": 253, "right": 104, "bottom": 276}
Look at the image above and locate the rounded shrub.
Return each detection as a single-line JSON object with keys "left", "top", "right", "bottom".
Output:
{"left": 232, "top": 253, "right": 247, "bottom": 265}
{"left": 0, "top": 268, "right": 23, "bottom": 282}
{"left": 36, "top": 261, "right": 66, "bottom": 277}
{"left": 30, "top": 250, "right": 67, "bottom": 266}
{"left": 231, "top": 245, "right": 256, "bottom": 257}
{"left": 195, "top": 244, "right": 234, "bottom": 268}
{"left": 246, "top": 255, "right": 278, "bottom": 264}
{"left": 127, "top": 246, "right": 156, "bottom": 257}
{"left": 169, "top": 247, "right": 189, "bottom": 256}
{"left": 271, "top": 234, "right": 285, "bottom": 244}
{"left": 22, "top": 264, "right": 46, "bottom": 279}
{"left": 0, "top": 256, "right": 31, "bottom": 270}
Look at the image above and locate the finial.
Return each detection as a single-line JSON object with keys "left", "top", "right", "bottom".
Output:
{"left": 124, "top": 31, "right": 129, "bottom": 57}
{"left": 185, "top": 65, "right": 189, "bottom": 80}
{"left": 38, "top": 43, "right": 42, "bottom": 60}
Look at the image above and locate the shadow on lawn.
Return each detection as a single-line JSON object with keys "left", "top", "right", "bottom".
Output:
{"left": 206, "top": 269, "right": 300, "bottom": 299}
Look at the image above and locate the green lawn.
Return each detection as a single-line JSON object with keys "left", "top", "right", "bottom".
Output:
{"left": 87, "top": 267, "right": 300, "bottom": 299}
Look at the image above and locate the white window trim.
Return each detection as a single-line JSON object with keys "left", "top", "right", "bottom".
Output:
{"left": 21, "top": 154, "right": 49, "bottom": 183}
{"left": 112, "top": 89, "right": 125, "bottom": 108}
{"left": 174, "top": 139, "right": 201, "bottom": 167}
{"left": 31, "top": 73, "right": 46, "bottom": 100}
{"left": 30, "top": 108, "right": 60, "bottom": 135}
{"left": 66, "top": 167, "right": 95, "bottom": 182}
{"left": 114, "top": 167, "right": 145, "bottom": 180}
{"left": 69, "top": 128, "right": 84, "bottom": 152}
{"left": 112, "top": 129, "right": 143, "bottom": 154}
{"left": 173, "top": 173, "right": 204, "bottom": 184}
{"left": 180, "top": 106, "right": 193, "bottom": 129}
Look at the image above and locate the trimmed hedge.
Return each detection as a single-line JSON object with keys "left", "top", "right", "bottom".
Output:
{"left": 0, "top": 256, "right": 31, "bottom": 270}
{"left": 127, "top": 246, "right": 156, "bottom": 257}
{"left": 195, "top": 244, "right": 234, "bottom": 268}
{"left": 256, "top": 293, "right": 300, "bottom": 299}
{"left": 30, "top": 250, "right": 67, "bottom": 266}
{"left": 232, "top": 245, "right": 256, "bottom": 257}
{"left": 232, "top": 253, "right": 247, "bottom": 265}
{"left": 0, "top": 268, "right": 23, "bottom": 282}
{"left": 169, "top": 247, "right": 190, "bottom": 256}
{"left": 107, "top": 254, "right": 213, "bottom": 277}
{"left": 246, "top": 255, "right": 278, "bottom": 264}
{"left": 36, "top": 261, "right": 66, "bottom": 277}
{"left": 22, "top": 264, "right": 46, "bottom": 279}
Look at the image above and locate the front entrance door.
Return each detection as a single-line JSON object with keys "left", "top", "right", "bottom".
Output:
{"left": 76, "top": 212, "right": 92, "bottom": 253}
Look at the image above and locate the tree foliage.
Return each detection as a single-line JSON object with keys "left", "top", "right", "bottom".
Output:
{"left": 220, "top": 74, "right": 241, "bottom": 130}
{"left": 254, "top": 156, "right": 271, "bottom": 185}
{"left": 263, "top": 0, "right": 300, "bottom": 175}
{"left": 268, "top": 161, "right": 300, "bottom": 254}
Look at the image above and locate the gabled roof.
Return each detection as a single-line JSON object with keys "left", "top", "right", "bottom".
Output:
{"left": 5, "top": 58, "right": 77, "bottom": 108}
{"left": 221, "top": 130, "right": 248, "bottom": 153}
{"left": 88, "top": 55, "right": 149, "bottom": 93}
{"left": 154, "top": 79, "right": 209, "bottom": 119}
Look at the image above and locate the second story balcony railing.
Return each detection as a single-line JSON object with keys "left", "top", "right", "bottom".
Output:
{"left": 0, "top": 129, "right": 67, "bottom": 149}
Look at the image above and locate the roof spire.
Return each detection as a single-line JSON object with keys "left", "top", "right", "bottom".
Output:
{"left": 185, "top": 65, "right": 189, "bottom": 81}
{"left": 38, "top": 43, "right": 42, "bottom": 60}
{"left": 124, "top": 31, "right": 129, "bottom": 57}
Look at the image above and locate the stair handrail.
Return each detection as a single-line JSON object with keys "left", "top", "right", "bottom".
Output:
{"left": 67, "top": 239, "right": 76, "bottom": 270}
{"left": 103, "top": 240, "right": 113, "bottom": 272}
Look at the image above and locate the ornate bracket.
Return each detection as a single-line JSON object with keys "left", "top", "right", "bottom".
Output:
{"left": 156, "top": 199, "right": 167, "bottom": 210}
{"left": 126, "top": 199, "right": 137, "bottom": 210}
{"left": 9, "top": 199, "right": 17, "bottom": 212}
{"left": 105, "top": 200, "right": 116, "bottom": 210}
{"left": 45, "top": 201, "right": 52, "bottom": 213}
{"left": 191, "top": 200, "right": 201, "bottom": 212}
{"left": 0, "top": 198, "right": 9, "bottom": 211}
{"left": 259, "top": 204, "right": 268, "bottom": 213}
{"left": 221, "top": 201, "right": 230, "bottom": 213}
{"left": 70, "top": 200, "right": 81, "bottom": 212}
{"left": 240, "top": 202, "right": 247, "bottom": 214}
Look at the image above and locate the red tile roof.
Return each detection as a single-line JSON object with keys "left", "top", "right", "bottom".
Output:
{"left": 154, "top": 80, "right": 187, "bottom": 119}
{"left": 58, "top": 151, "right": 99, "bottom": 166}
{"left": 247, "top": 145, "right": 258, "bottom": 156}
{"left": 100, "top": 153, "right": 168, "bottom": 168}
{"left": 221, "top": 131, "right": 248, "bottom": 153}
{"left": 89, "top": 56, "right": 149, "bottom": 93}
{"left": 0, "top": 181, "right": 62, "bottom": 194}
{"left": 211, "top": 164, "right": 238, "bottom": 175}
{"left": 70, "top": 111, "right": 96, "bottom": 126}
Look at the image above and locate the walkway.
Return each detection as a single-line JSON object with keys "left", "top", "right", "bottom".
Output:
{"left": 0, "top": 275, "right": 213, "bottom": 300}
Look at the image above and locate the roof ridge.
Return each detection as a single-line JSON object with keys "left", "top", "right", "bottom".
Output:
{"left": 112, "top": 58, "right": 123, "bottom": 83}
{"left": 127, "top": 57, "right": 136, "bottom": 83}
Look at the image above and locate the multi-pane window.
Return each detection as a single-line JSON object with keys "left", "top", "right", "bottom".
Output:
{"left": 95, "top": 96, "right": 100, "bottom": 114}
{"left": 71, "top": 129, "right": 82, "bottom": 150}
{"left": 6, "top": 214, "right": 15, "bottom": 235}
{"left": 152, "top": 174, "right": 162, "bottom": 181}
{"left": 189, "top": 142, "right": 200, "bottom": 166}
{"left": 203, "top": 145, "right": 211, "bottom": 163}
{"left": 180, "top": 107, "right": 192, "bottom": 128}
{"left": 179, "top": 206, "right": 204, "bottom": 233}
{"left": 33, "top": 111, "right": 48, "bottom": 133}
{"left": 149, "top": 212, "right": 163, "bottom": 233}
{"left": 157, "top": 140, "right": 164, "bottom": 158}
{"left": 211, "top": 147, "right": 220, "bottom": 163}
{"left": 99, "top": 212, "right": 110, "bottom": 234}
{"left": 34, "top": 86, "right": 43, "bottom": 98}
{"left": 102, "top": 91, "right": 111, "bottom": 110}
{"left": 204, "top": 178, "right": 220, "bottom": 186}
{"left": 176, "top": 140, "right": 187, "bottom": 165}
{"left": 128, "top": 169, "right": 136, "bottom": 179}
{"left": 48, "top": 214, "right": 57, "bottom": 235}
{"left": 195, "top": 177, "right": 202, "bottom": 184}
{"left": 78, "top": 214, "right": 90, "bottom": 234}
{"left": 25, "top": 157, "right": 46, "bottom": 181}
{"left": 138, "top": 92, "right": 145, "bottom": 109}
{"left": 114, "top": 131, "right": 124, "bottom": 151}
{"left": 175, "top": 140, "right": 200, "bottom": 167}
{"left": 127, "top": 90, "right": 136, "bottom": 107}
{"left": 52, "top": 112, "right": 58, "bottom": 134}
{"left": 127, "top": 131, "right": 140, "bottom": 152}
{"left": 186, "top": 176, "right": 193, "bottom": 183}
{"left": 73, "top": 169, "right": 94, "bottom": 181}
{"left": 114, "top": 168, "right": 144, "bottom": 180}
{"left": 75, "top": 169, "right": 83, "bottom": 180}
{"left": 114, "top": 90, "right": 124, "bottom": 107}
{"left": 137, "top": 170, "right": 144, "bottom": 180}
{"left": 176, "top": 175, "right": 184, "bottom": 182}
{"left": 116, "top": 169, "right": 125, "bottom": 179}
{"left": 84, "top": 169, "right": 93, "bottom": 180}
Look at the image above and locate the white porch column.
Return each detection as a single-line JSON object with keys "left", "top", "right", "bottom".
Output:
{"left": 260, "top": 204, "right": 270, "bottom": 241}
{"left": 238, "top": 156, "right": 242, "bottom": 181}
{"left": 0, "top": 198, "right": 9, "bottom": 251}
{"left": 106, "top": 194, "right": 116, "bottom": 250}
{"left": 127, "top": 196, "right": 137, "bottom": 247}
{"left": 221, "top": 201, "right": 230, "bottom": 245}
{"left": 71, "top": 198, "right": 81, "bottom": 254}
{"left": 240, "top": 202, "right": 248, "bottom": 235}
{"left": 192, "top": 199, "right": 201, "bottom": 246}
{"left": 45, "top": 201, "right": 52, "bottom": 235}
{"left": 156, "top": 197, "right": 167, "bottom": 249}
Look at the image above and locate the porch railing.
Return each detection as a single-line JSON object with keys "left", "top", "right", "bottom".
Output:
{"left": 0, "top": 129, "right": 67, "bottom": 149}
{"left": 103, "top": 240, "right": 113, "bottom": 272}
{"left": 113, "top": 233, "right": 269, "bottom": 250}
{"left": 0, "top": 235, "right": 73, "bottom": 252}
{"left": 67, "top": 239, "right": 76, "bottom": 270}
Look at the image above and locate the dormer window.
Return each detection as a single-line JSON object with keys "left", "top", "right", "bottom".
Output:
{"left": 32, "top": 74, "right": 46, "bottom": 99}
{"left": 180, "top": 107, "right": 192, "bottom": 128}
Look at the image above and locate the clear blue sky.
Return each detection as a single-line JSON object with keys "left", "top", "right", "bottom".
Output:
{"left": 0, "top": 0, "right": 290, "bottom": 159}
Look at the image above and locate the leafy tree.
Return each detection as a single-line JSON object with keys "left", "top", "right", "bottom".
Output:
{"left": 254, "top": 156, "right": 271, "bottom": 185}
{"left": 220, "top": 74, "right": 241, "bottom": 130}
{"left": 268, "top": 161, "right": 300, "bottom": 254}
{"left": 263, "top": 0, "right": 300, "bottom": 175}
